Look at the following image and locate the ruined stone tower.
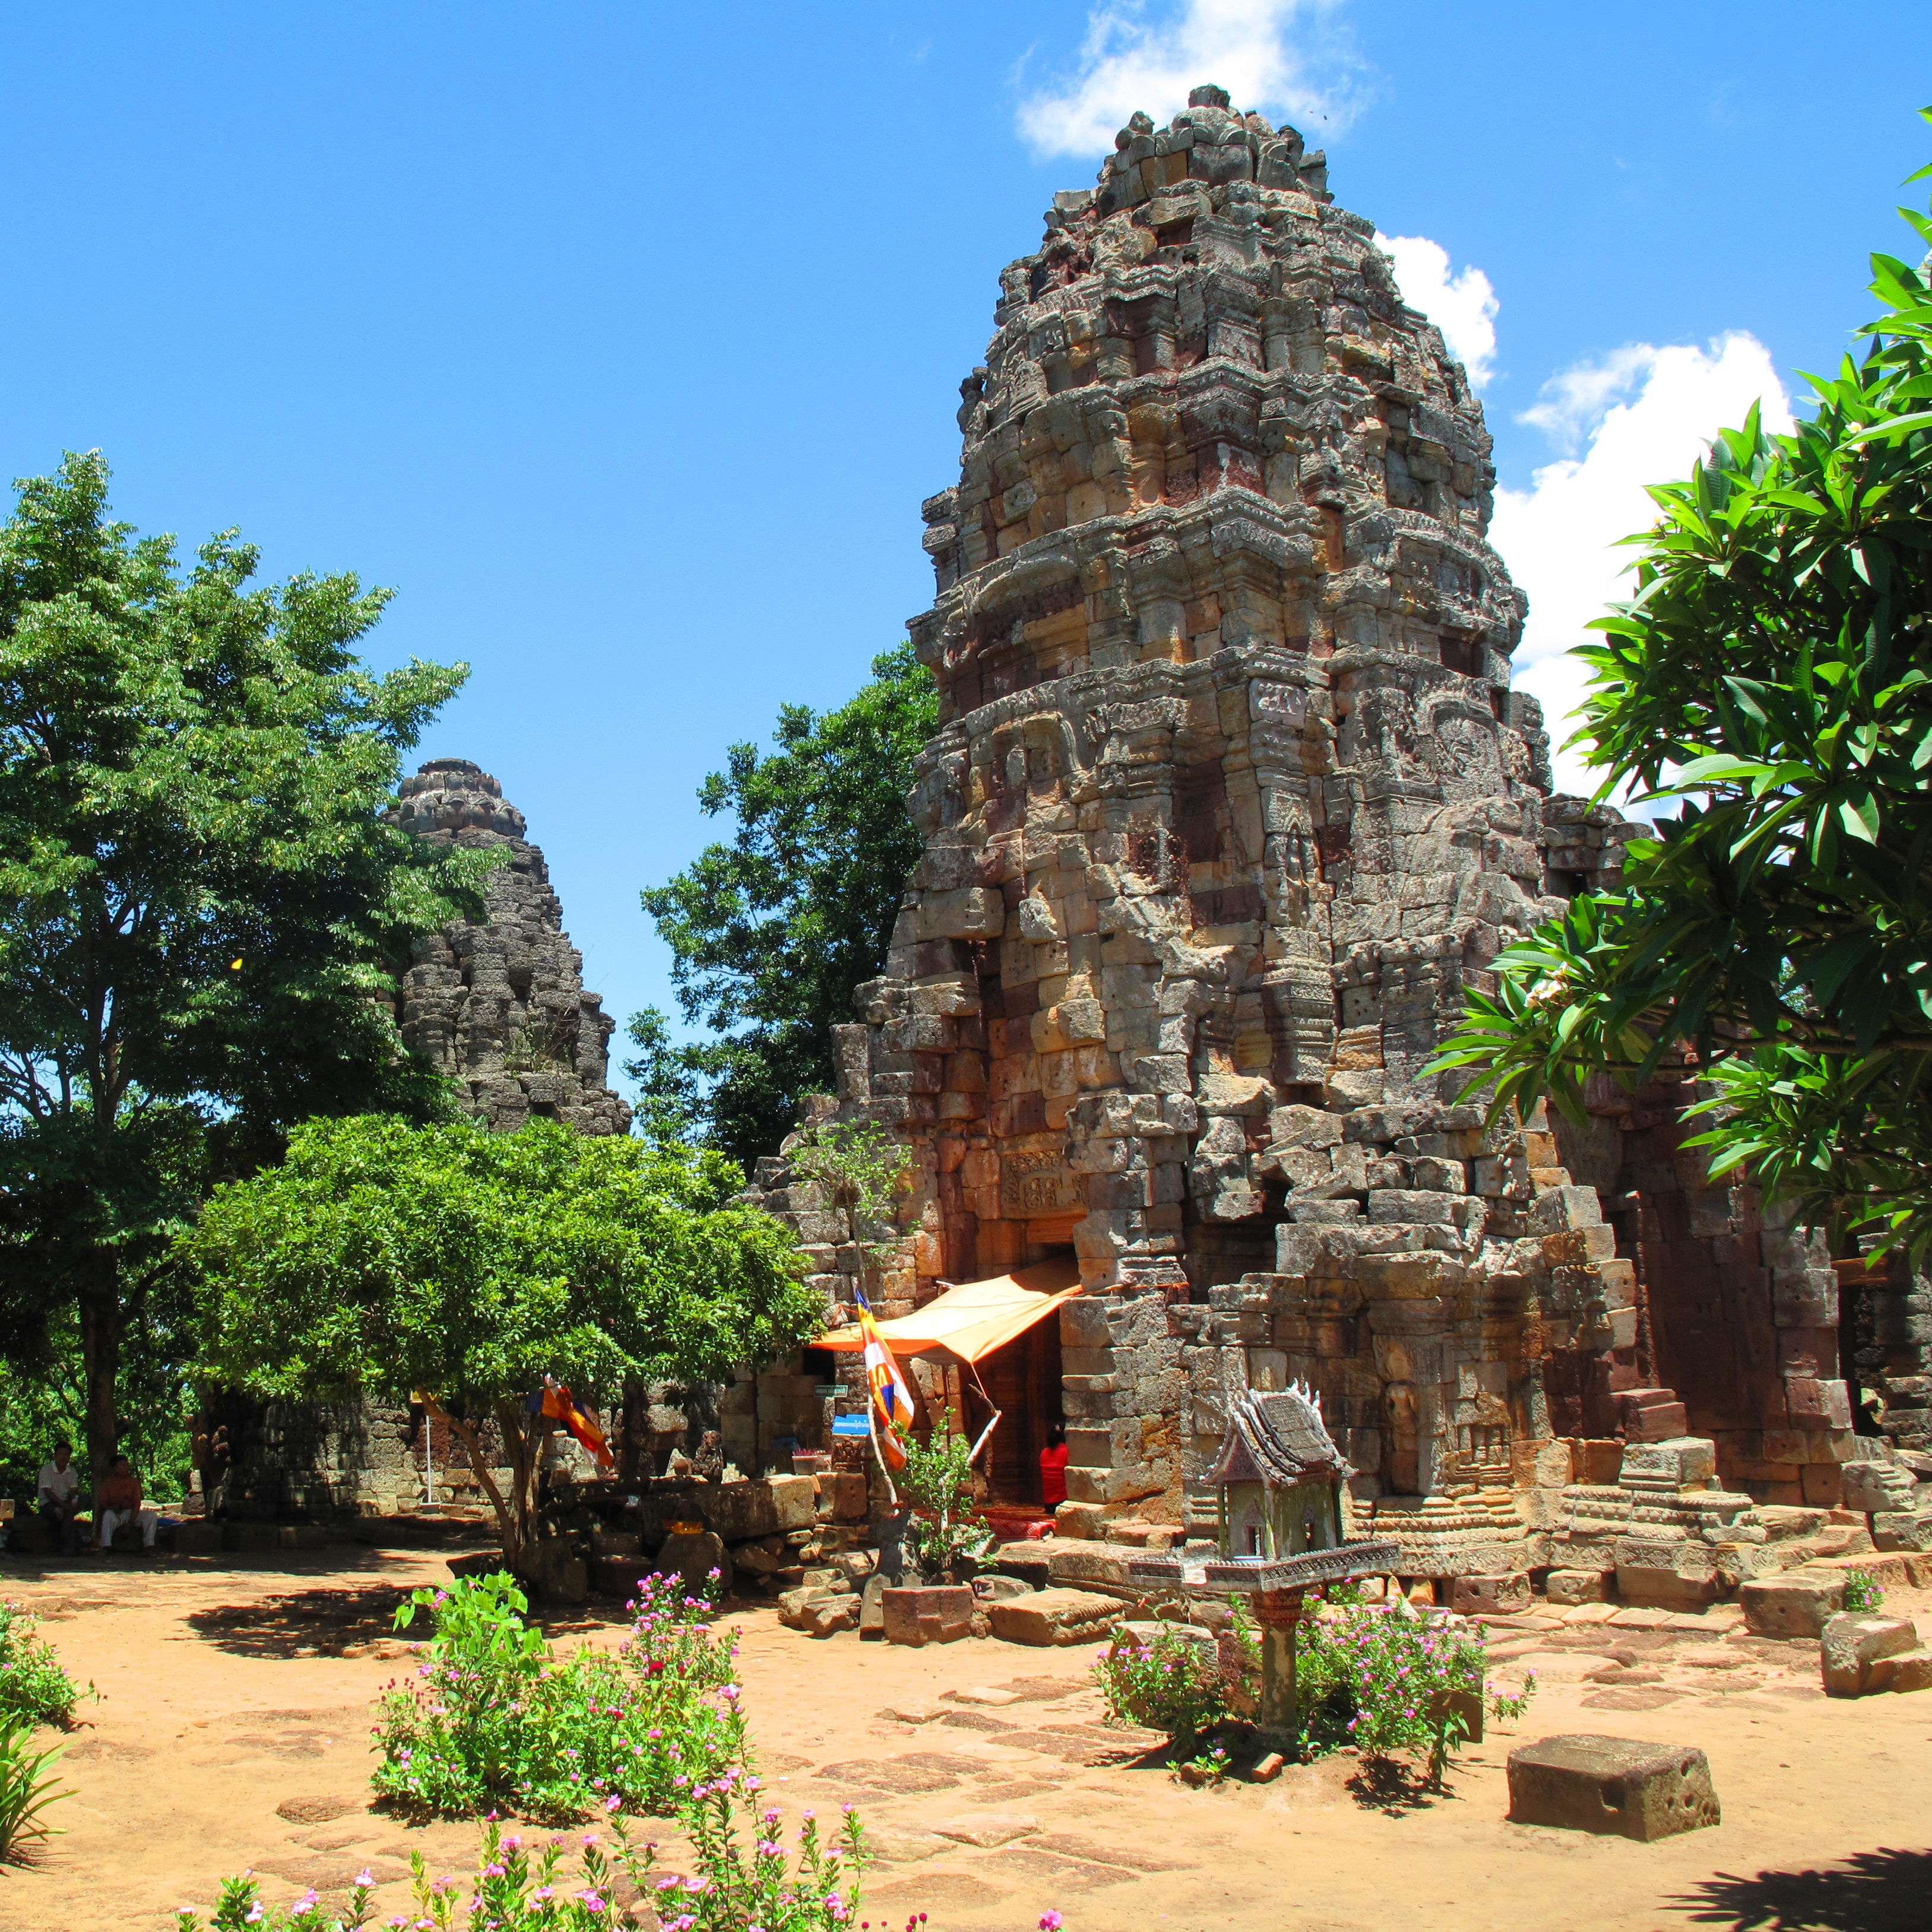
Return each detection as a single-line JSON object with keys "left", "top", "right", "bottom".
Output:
{"left": 388, "top": 758, "right": 631, "bottom": 1137}
{"left": 746, "top": 88, "right": 1917, "bottom": 1597}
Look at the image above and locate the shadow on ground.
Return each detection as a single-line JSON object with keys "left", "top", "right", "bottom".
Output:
{"left": 1664, "top": 1848, "right": 1932, "bottom": 1931}
{"left": 187, "top": 1584, "right": 417, "bottom": 1658}
{"left": 1342, "top": 1754, "right": 1452, "bottom": 1814}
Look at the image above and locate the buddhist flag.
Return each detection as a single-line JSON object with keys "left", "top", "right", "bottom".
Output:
{"left": 859, "top": 1306, "right": 913, "bottom": 1469}
{"left": 527, "top": 1377, "right": 616, "bottom": 1472}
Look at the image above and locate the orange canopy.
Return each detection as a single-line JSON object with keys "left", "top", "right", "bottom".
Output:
{"left": 812, "top": 1257, "right": 1082, "bottom": 1363}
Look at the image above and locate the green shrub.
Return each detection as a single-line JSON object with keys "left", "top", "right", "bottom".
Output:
{"left": 0, "top": 1601, "right": 87, "bottom": 1727}
{"left": 1843, "top": 1569, "right": 1886, "bottom": 1613}
{"left": 372, "top": 1570, "right": 740, "bottom": 1819}
{"left": 0, "top": 1711, "right": 67, "bottom": 1862}
{"left": 897, "top": 1434, "right": 995, "bottom": 1583}
{"left": 1094, "top": 1627, "right": 1230, "bottom": 1749}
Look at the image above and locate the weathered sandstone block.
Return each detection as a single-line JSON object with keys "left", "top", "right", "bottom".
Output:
{"left": 987, "top": 1586, "right": 1126, "bottom": 1646}
{"left": 1507, "top": 1735, "right": 1720, "bottom": 1841}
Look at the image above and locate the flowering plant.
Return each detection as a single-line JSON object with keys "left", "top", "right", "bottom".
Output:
{"left": 1092, "top": 1627, "right": 1228, "bottom": 1749}
{"left": 175, "top": 1800, "right": 869, "bottom": 1931}
{"left": 656, "top": 1770, "right": 867, "bottom": 1931}
{"left": 1298, "top": 1603, "right": 1534, "bottom": 1784}
{"left": 372, "top": 1571, "right": 740, "bottom": 1818}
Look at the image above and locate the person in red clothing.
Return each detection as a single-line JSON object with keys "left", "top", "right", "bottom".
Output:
{"left": 1038, "top": 1423, "right": 1070, "bottom": 1512}
{"left": 95, "top": 1455, "right": 160, "bottom": 1554}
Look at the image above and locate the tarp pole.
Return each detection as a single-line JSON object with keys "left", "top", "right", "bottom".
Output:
{"left": 966, "top": 1408, "right": 1002, "bottom": 1469}
{"left": 869, "top": 1398, "right": 898, "bottom": 1509}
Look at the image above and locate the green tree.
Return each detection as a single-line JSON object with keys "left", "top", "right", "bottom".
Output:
{"left": 1431, "top": 135, "right": 1932, "bottom": 1256}
{"left": 186, "top": 1114, "right": 818, "bottom": 1572}
{"left": 0, "top": 451, "right": 486, "bottom": 1482}
{"left": 633, "top": 642, "right": 938, "bottom": 1165}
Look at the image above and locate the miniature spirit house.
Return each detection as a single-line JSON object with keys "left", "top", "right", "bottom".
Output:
{"left": 1132, "top": 1380, "right": 1398, "bottom": 1745}
{"left": 1212, "top": 1385, "right": 1348, "bottom": 1563}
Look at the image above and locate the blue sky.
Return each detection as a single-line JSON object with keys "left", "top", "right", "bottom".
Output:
{"left": 5, "top": 2, "right": 1930, "bottom": 1102}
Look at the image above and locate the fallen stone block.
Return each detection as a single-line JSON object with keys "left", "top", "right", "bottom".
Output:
{"left": 1044, "top": 1541, "right": 1145, "bottom": 1595}
{"left": 987, "top": 1586, "right": 1126, "bottom": 1647}
{"left": 692, "top": 1480, "right": 777, "bottom": 1544}
{"left": 1806, "top": 1550, "right": 1931, "bottom": 1591}
{"left": 1870, "top": 1509, "right": 1932, "bottom": 1553}
{"left": 1741, "top": 1572, "right": 1845, "bottom": 1638}
{"left": 767, "top": 1474, "right": 818, "bottom": 1532}
{"left": 1616, "top": 1544, "right": 1722, "bottom": 1611}
{"left": 816, "top": 1472, "right": 869, "bottom": 1524}
{"left": 1870, "top": 1646, "right": 1932, "bottom": 1695}
{"left": 1249, "top": 1751, "right": 1286, "bottom": 1784}
{"left": 652, "top": 1528, "right": 732, "bottom": 1598}
{"left": 859, "top": 1573, "right": 886, "bottom": 1640}
{"left": 799, "top": 1597, "right": 859, "bottom": 1638}
{"left": 1450, "top": 1572, "right": 1531, "bottom": 1617}
{"left": 992, "top": 1540, "right": 1057, "bottom": 1589}
{"left": 1841, "top": 1461, "right": 1918, "bottom": 1515}
{"left": 1506, "top": 1734, "right": 1721, "bottom": 1841}
{"left": 1544, "top": 1569, "right": 1610, "bottom": 1606}
{"left": 1620, "top": 1437, "right": 1718, "bottom": 1486}
{"left": 777, "top": 1584, "right": 846, "bottom": 1625}
{"left": 1821, "top": 1613, "right": 1919, "bottom": 1696}
{"left": 974, "top": 1573, "right": 1034, "bottom": 1600}
{"left": 882, "top": 1584, "right": 976, "bottom": 1646}
{"left": 1053, "top": 1501, "right": 1120, "bottom": 1540}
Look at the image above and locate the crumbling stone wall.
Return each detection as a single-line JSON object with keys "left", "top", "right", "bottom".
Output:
{"left": 387, "top": 758, "right": 631, "bottom": 1137}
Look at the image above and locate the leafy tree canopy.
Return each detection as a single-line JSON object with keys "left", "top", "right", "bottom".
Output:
{"left": 0, "top": 451, "right": 486, "bottom": 1475}
{"left": 631, "top": 642, "right": 937, "bottom": 1166}
{"left": 186, "top": 1114, "right": 819, "bottom": 1567}
{"left": 1432, "top": 132, "right": 1932, "bottom": 1256}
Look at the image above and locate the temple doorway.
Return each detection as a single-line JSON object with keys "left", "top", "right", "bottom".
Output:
{"left": 961, "top": 1298, "right": 1065, "bottom": 1509}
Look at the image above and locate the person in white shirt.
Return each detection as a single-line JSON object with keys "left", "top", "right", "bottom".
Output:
{"left": 36, "top": 1440, "right": 83, "bottom": 1558}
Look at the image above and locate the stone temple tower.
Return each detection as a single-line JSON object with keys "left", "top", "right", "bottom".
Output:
{"left": 746, "top": 88, "right": 1901, "bottom": 1601}
{"left": 388, "top": 758, "right": 632, "bottom": 1137}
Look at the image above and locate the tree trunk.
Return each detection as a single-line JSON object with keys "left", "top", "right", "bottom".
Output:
{"left": 493, "top": 1395, "right": 549, "bottom": 1579}
{"left": 77, "top": 1267, "right": 123, "bottom": 1488}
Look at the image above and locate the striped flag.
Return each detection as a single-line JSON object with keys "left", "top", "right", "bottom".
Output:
{"left": 859, "top": 1304, "right": 914, "bottom": 1468}
{"left": 526, "top": 1377, "right": 616, "bottom": 1472}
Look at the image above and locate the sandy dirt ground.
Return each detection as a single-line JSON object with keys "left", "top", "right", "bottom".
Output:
{"left": 1, "top": 1543, "right": 1928, "bottom": 1932}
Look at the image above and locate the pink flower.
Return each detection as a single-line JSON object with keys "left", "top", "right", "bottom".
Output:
{"left": 1040, "top": 1914, "right": 1065, "bottom": 1930}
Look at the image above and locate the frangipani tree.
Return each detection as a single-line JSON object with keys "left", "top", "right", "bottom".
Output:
{"left": 1433, "top": 127, "right": 1932, "bottom": 1257}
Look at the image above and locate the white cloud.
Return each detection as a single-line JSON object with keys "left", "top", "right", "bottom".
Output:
{"left": 1490, "top": 333, "right": 1796, "bottom": 796}
{"left": 1016, "top": 0, "right": 1357, "bottom": 160}
{"left": 1376, "top": 233, "right": 1498, "bottom": 388}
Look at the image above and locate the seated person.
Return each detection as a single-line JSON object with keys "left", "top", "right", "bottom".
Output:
{"left": 36, "top": 1440, "right": 83, "bottom": 1558}
{"left": 94, "top": 1455, "right": 160, "bottom": 1555}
